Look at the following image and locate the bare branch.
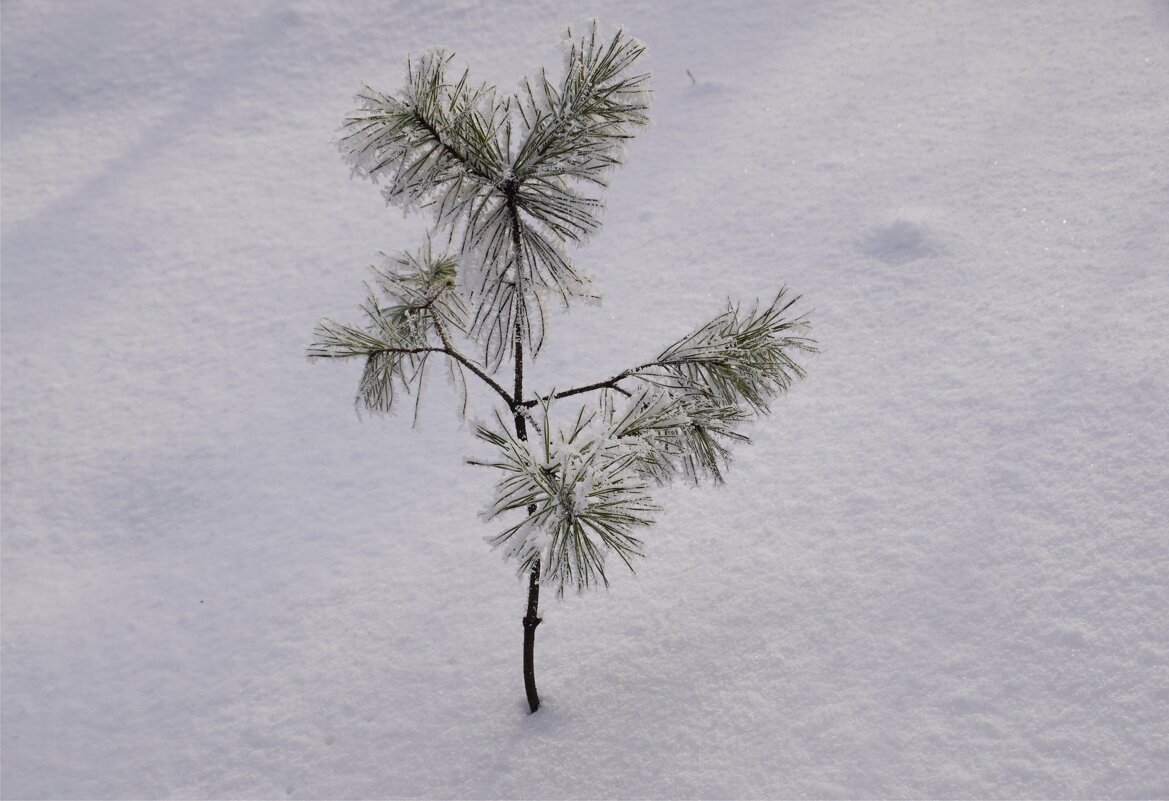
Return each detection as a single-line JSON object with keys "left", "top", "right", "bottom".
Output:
{"left": 427, "top": 306, "right": 516, "bottom": 409}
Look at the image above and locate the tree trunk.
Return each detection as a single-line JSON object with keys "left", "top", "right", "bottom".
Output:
{"left": 522, "top": 559, "right": 542, "bottom": 713}
{"left": 508, "top": 186, "right": 542, "bottom": 714}
{"left": 512, "top": 407, "right": 541, "bottom": 713}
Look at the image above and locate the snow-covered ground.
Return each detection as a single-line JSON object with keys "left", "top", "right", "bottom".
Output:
{"left": 3, "top": 0, "right": 1167, "bottom": 797}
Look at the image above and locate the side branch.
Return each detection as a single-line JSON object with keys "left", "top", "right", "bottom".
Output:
{"left": 410, "top": 105, "right": 497, "bottom": 186}
{"left": 522, "top": 372, "right": 634, "bottom": 407}
{"left": 522, "top": 359, "right": 680, "bottom": 407}
{"left": 314, "top": 342, "right": 516, "bottom": 410}
{"left": 443, "top": 347, "right": 517, "bottom": 409}
{"left": 523, "top": 291, "right": 816, "bottom": 409}
{"left": 427, "top": 307, "right": 517, "bottom": 409}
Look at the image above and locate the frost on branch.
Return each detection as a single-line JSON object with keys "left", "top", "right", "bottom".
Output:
{"left": 638, "top": 290, "right": 815, "bottom": 413}
{"left": 473, "top": 402, "right": 659, "bottom": 595}
{"left": 468, "top": 288, "right": 815, "bottom": 593}
{"left": 339, "top": 49, "right": 507, "bottom": 215}
{"left": 601, "top": 385, "right": 750, "bottom": 485}
{"left": 337, "top": 23, "right": 651, "bottom": 370}
{"left": 308, "top": 241, "right": 475, "bottom": 418}
{"left": 511, "top": 22, "right": 651, "bottom": 232}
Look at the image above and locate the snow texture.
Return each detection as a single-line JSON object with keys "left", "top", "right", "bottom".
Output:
{"left": 2, "top": 0, "right": 1167, "bottom": 798}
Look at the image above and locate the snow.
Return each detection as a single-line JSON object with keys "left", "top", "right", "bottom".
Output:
{"left": 3, "top": 0, "right": 1167, "bottom": 798}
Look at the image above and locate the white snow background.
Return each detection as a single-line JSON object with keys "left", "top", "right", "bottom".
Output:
{"left": 2, "top": 0, "right": 1168, "bottom": 798}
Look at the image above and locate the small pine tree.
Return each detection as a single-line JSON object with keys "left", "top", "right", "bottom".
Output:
{"left": 310, "top": 22, "right": 816, "bottom": 714}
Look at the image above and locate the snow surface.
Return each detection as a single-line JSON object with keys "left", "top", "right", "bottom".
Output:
{"left": 3, "top": 0, "right": 1168, "bottom": 798}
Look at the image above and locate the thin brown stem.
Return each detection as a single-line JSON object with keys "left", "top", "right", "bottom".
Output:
{"left": 523, "top": 373, "right": 633, "bottom": 407}
{"left": 506, "top": 183, "right": 542, "bottom": 715}
{"left": 425, "top": 308, "right": 517, "bottom": 410}
{"left": 521, "top": 359, "right": 683, "bottom": 408}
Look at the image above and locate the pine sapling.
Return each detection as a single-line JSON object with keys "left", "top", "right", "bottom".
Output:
{"left": 310, "top": 22, "right": 816, "bottom": 714}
